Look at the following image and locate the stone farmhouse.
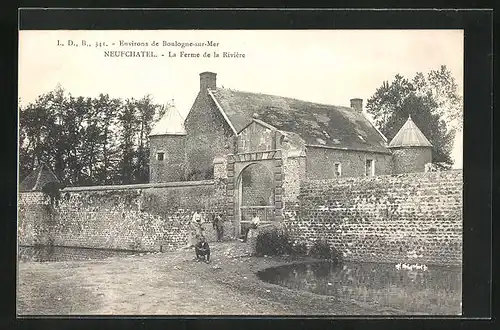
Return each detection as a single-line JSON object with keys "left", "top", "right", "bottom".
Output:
{"left": 149, "top": 71, "right": 433, "bottom": 226}
{"left": 18, "top": 72, "right": 462, "bottom": 264}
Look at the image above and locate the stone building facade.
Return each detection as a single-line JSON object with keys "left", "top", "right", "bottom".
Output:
{"left": 149, "top": 72, "right": 434, "bottom": 236}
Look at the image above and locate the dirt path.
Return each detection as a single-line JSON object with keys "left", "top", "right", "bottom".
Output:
{"left": 17, "top": 241, "right": 395, "bottom": 315}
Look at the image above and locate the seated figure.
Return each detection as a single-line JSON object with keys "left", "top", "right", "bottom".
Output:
{"left": 195, "top": 235, "right": 210, "bottom": 262}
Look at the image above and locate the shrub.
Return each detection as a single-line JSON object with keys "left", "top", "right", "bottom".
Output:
{"left": 309, "top": 239, "right": 343, "bottom": 264}
{"left": 290, "top": 241, "right": 308, "bottom": 256}
{"left": 255, "top": 230, "right": 294, "bottom": 256}
{"left": 240, "top": 222, "right": 253, "bottom": 239}
{"left": 309, "top": 239, "right": 331, "bottom": 259}
{"left": 42, "top": 181, "right": 62, "bottom": 206}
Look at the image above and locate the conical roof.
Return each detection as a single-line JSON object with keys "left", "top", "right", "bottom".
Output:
{"left": 149, "top": 105, "right": 186, "bottom": 136}
{"left": 388, "top": 115, "right": 432, "bottom": 148}
{"left": 19, "top": 162, "right": 61, "bottom": 192}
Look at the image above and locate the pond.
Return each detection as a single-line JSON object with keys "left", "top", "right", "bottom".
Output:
{"left": 18, "top": 246, "right": 136, "bottom": 263}
{"left": 257, "top": 261, "right": 462, "bottom": 315}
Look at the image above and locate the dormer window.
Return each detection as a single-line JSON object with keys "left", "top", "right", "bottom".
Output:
{"left": 157, "top": 152, "right": 165, "bottom": 161}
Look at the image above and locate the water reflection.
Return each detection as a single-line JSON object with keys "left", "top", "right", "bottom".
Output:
{"left": 18, "top": 246, "right": 135, "bottom": 263}
{"left": 257, "top": 261, "right": 461, "bottom": 315}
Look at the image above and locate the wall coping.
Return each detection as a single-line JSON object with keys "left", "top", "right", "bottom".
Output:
{"left": 18, "top": 190, "right": 45, "bottom": 195}
{"left": 61, "top": 180, "right": 215, "bottom": 192}
{"left": 303, "top": 169, "right": 463, "bottom": 185}
{"left": 306, "top": 144, "right": 392, "bottom": 155}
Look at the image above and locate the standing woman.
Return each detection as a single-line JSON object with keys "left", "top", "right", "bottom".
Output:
{"left": 188, "top": 209, "right": 204, "bottom": 248}
{"left": 212, "top": 213, "right": 224, "bottom": 242}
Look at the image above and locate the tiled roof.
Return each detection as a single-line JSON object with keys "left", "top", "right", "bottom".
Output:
{"left": 388, "top": 115, "right": 432, "bottom": 148}
{"left": 19, "top": 163, "right": 60, "bottom": 192}
{"left": 209, "top": 88, "right": 389, "bottom": 153}
{"left": 149, "top": 106, "right": 186, "bottom": 136}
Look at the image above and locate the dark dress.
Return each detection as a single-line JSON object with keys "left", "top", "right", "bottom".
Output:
{"left": 212, "top": 215, "right": 224, "bottom": 242}
{"left": 195, "top": 241, "right": 210, "bottom": 261}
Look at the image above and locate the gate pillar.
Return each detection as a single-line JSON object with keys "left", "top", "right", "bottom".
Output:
{"left": 225, "top": 155, "right": 237, "bottom": 236}
{"left": 273, "top": 153, "right": 284, "bottom": 221}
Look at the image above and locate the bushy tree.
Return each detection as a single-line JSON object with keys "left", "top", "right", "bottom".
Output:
{"left": 366, "top": 66, "right": 462, "bottom": 167}
{"left": 19, "top": 86, "right": 171, "bottom": 186}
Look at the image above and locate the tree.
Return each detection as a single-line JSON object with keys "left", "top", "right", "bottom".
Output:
{"left": 19, "top": 87, "right": 67, "bottom": 182}
{"left": 91, "top": 94, "right": 122, "bottom": 185}
{"left": 415, "top": 65, "right": 463, "bottom": 131}
{"left": 64, "top": 95, "right": 92, "bottom": 185}
{"left": 366, "top": 66, "right": 461, "bottom": 167}
{"left": 117, "top": 98, "right": 136, "bottom": 185}
{"left": 133, "top": 95, "right": 159, "bottom": 184}
{"left": 19, "top": 86, "right": 167, "bottom": 186}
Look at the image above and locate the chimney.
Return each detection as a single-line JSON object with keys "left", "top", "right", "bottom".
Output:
{"left": 350, "top": 98, "right": 363, "bottom": 112}
{"left": 200, "top": 72, "right": 217, "bottom": 92}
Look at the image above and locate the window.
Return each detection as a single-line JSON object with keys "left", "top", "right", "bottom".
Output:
{"left": 365, "top": 159, "right": 375, "bottom": 176}
{"left": 271, "top": 134, "right": 277, "bottom": 150}
{"left": 157, "top": 152, "right": 165, "bottom": 161}
{"left": 334, "top": 163, "right": 342, "bottom": 177}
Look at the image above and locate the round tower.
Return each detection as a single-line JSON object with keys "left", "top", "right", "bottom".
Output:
{"left": 148, "top": 105, "right": 187, "bottom": 183}
{"left": 388, "top": 115, "right": 433, "bottom": 174}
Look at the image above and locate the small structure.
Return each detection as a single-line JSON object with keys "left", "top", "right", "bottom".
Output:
{"left": 149, "top": 105, "right": 187, "bottom": 183}
{"left": 388, "top": 115, "right": 433, "bottom": 174}
{"left": 19, "top": 162, "right": 60, "bottom": 192}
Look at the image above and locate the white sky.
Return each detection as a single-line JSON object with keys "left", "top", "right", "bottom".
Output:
{"left": 18, "top": 29, "right": 463, "bottom": 168}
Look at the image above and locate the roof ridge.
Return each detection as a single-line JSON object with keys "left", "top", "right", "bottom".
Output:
{"left": 215, "top": 87, "right": 352, "bottom": 110}
{"left": 207, "top": 90, "right": 238, "bottom": 135}
{"left": 361, "top": 111, "right": 388, "bottom": 143}
{"left": 172, "top": 104, "right": 185, "bottom": 121}
{"left": 41, "top": 162, "right": 60, "bottom": 184}
{"left": 20, "top": 162, "right": 60, "bottom": 192}
{"left": 211, "top": 86, "right": 389, "bottom": 153}
{"left": 32, "top": 164, "right": 45, "bottom": 191}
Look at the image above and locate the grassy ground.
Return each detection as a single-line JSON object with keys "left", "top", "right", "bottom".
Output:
{"left": 17, "top": 241, "right": 416, "bottom": 316}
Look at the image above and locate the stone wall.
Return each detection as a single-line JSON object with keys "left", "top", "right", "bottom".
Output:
{"left": 391, "top": 147, "right": 432, "bottom": 174}
{"left": 306, "top": 147, "right": 393, "bottom": 180}
{"left": 19, "top": 166, "right": 463, "bottom": 265}
{"left": 284, "top": 170, "right": 463, "bottom": 266}
{"left": 18, "top": 192, "right": 54, "bottom": 246}
{"left": 18, "top": 180, "right": 232, "bottom": 252}
{"left": 282, "top": 155, "right": 306, "bottom": 206}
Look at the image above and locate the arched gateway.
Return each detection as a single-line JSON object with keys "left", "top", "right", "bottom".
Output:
{"left": 225, "top": 150, "right": 284, "bottom": 237}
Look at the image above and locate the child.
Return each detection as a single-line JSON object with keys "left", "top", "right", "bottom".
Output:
{"left": 244, "top": 213, "right": 261, "bottom": 242}
{"left": 251, "top": 213, "right": 261, "bottom": 229}
{"left": 195, "top": 235, "right": 211, "bottom": 263}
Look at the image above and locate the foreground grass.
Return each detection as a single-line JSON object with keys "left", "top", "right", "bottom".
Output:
{"left": 17, "top": 242, "right": 416, "bottom": 316}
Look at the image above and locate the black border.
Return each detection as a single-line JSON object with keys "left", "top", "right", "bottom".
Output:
{"left": 16, "top": 8, "right": 481, "bottom": 30}
{"left": 3, "top": 7, "right": 495, "bottom": 330}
